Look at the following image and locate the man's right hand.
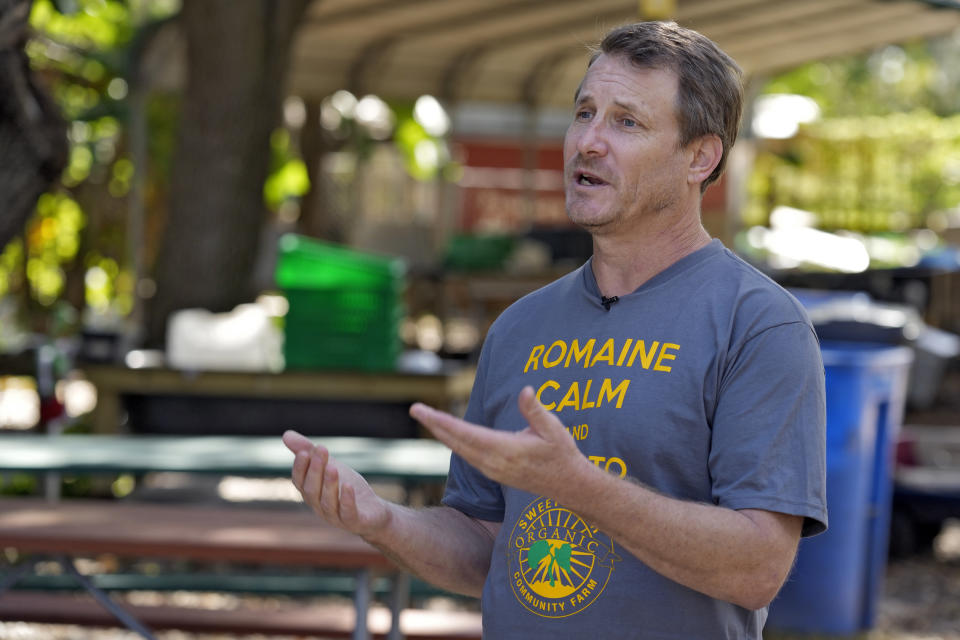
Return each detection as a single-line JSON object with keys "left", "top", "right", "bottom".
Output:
{"left": 282, "top": 430, "right": 391, "bottom": 539}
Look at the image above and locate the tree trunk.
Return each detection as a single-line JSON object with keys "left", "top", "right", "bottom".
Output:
{"left": 0, "top": 0, "right": 69, "bottom": 249}
{"left": 298, "top": 99, "right": 345, "bottom": 243}
{"left": 146, "top": 0, "right": 309, "bottom": 347}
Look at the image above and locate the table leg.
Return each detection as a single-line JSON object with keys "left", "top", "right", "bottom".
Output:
{"left": 44, "top": 420, "right": 65, "bottom": 502}
{"left": 0, "top": 562, "right": 33, "bottom": 596}
{"left": 43, "top": 472, "right": 62, "bottom": 502}
{"left": 353, "top": 568, "right": 372, "bottom": 640}
{"left": 91, "top": 389, "right": 122, "bottom": 433}
{"left": 387, "top": 571, "right": 411, "bottom": 640}
{"left": 61, "top": 557, "right": 159, "bottom": 640}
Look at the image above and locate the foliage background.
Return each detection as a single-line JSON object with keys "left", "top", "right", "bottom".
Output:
{"left": 3, "top": 1, "right": 960, "bottom": 346}
{"left": 745, "top": 37, "right": 960, "bottom": 235}
{"left": 1, "top": 0, "right": 179, "bottom": 341}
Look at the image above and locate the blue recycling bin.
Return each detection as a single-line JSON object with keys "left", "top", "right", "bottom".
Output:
{"left": 767, "top": 341, "right": 913, "bottom": 635}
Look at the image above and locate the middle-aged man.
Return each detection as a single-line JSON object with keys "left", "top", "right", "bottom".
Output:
{"left": 284, "top": 20, "right": 827, "bottom": 638}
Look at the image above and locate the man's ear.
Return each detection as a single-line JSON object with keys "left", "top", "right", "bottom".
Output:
{"left": 687, "top": 134, "right": 723, "bottom": 187}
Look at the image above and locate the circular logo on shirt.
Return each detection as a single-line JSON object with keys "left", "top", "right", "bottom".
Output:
{"left": 508, "top": 497, "right": 619, "bottom": 618}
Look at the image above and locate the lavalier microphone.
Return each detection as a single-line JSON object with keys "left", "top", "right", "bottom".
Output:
{"left": 601, "top": 295, "right": 619, "bottom": 311}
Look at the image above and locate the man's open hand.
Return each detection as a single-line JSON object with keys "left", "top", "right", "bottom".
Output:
{"left": 282, "top": 430, "right": 391, "bottom": 538}
{"left": 409, "top": 386, "right": 591, "bottom": 498}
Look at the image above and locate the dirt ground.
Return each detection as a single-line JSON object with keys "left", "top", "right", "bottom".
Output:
{"left": 765, "top": 520, "right": 960, "bottom": 640}
{"left": 872, "top": 521, "right": 960, "bottom": 639}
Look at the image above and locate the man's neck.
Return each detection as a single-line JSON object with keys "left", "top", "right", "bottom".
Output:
{"left": 590, "top": 214, "right": 712, "bottom": 298}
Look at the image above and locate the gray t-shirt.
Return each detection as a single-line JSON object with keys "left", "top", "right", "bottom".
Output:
{"left": 442, "top": 239, "right": 828, "bottom": 639}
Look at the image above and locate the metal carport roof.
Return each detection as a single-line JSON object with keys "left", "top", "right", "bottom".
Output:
{"left": 287, "top": 0, "right": 960, "bottom": 108}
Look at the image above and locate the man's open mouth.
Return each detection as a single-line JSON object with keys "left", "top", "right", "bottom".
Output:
{"left": 576, "top": 171, "right": 607, "bottom": 186}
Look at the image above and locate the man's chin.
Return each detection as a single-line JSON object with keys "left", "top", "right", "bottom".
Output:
{"left": 566, "top": 209, "right": 613, "bottom": 231}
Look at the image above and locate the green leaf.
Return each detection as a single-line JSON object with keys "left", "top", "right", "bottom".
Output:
{"left": 527, "top": 540, "right": 550, "bottom": 568}
{"left": 554, "top": 543, "right": 572, "bottom": 572}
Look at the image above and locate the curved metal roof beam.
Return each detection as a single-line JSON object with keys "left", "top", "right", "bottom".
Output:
{"left": 692, "top": 0, "right": 899, "bottom": 45}
{"left": 346, "top": 0, "right": 580, "bottom": 98}
{"left": 439, "top": 44, "right": 492, "bottom": 104}
{"left": 521, "top": 46, "right": 585, "bottom": 107}
{"left": 305, "top": 0, "right": 449, "bottom": 29}
{"left": 438, "top": 8, "right": 631, "bottom": 104}
{"left": 434, "top": 0, "right": 782, "bottom": 105}
{"left": 344, "top": 0, "right": 778, "bottom": 103}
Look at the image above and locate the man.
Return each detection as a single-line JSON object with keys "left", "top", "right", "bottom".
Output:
{"left": 284, "top": 21, "right": 827, "bottom": 638}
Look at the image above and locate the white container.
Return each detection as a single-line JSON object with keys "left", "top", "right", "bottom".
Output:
{"left": 908, "top": 326, "right": 960, "bottom": 410}
{"left": 166, "top": 304, "right": 283, "bottom": 372}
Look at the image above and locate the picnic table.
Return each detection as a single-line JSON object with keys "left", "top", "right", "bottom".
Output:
{"left": 81, "top": 364, "right": 475, "bottom": 435}
{"left": 0, "top": 433, "right": 451, "bottom": 479}
{"left": 0, "top": 433, "right": 457, "bottom": 640}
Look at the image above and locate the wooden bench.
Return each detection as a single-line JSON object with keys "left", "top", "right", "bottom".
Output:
{"left": 0, "top": 591, "right": 483, "bottom": 639}
{"left": 0, "top": 498, "right": 481, "bottom": 639}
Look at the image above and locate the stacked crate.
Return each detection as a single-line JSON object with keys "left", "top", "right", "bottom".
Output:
{"left": 275, "top": 234, "right": 406, "bottom": 371}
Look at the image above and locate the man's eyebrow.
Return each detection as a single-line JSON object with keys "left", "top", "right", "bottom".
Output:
{"left": 612, "top": 99, "right": 642, "bottom": 113}
{"left": 572, "top": 95, "right": 645, "bottom": 118}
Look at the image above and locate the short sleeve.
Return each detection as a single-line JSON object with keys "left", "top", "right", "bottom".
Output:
{"left": 709, "top": 322, "right": 828, "bottom": 537}
{"left": 441, "top": 338, "right": 505, "bottom": 522}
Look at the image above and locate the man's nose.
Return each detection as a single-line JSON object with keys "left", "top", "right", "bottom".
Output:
{"left": 576, "top": 120, "right": 608, "bottom": 157}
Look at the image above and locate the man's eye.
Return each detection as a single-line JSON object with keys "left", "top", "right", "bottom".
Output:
{"left": 575, "top": 110, "right": 593, "bottom": 121}
{"left": 621, "top": 118, "right": 637, "bottom": 127}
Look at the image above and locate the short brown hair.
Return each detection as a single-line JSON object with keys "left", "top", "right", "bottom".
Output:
{"left": 590, "top": 21, "right": 743, "bottom": 192}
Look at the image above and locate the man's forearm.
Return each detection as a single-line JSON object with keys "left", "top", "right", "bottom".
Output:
{"left": 363, "top": 504, "right": 498, "bottom": 598}
{"left": 408, "top": 397, "right": 802, "bottom": 609}
{"left": 558, "top": 462, "right": 802, "bottom": 610}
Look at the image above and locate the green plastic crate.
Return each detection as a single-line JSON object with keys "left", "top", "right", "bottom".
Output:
{"left": 275, "top": 235, "right": 407, "bottom": 372}
{"left": 283, "top": 289, "right": 405, "bottom": 334}
{"left": 276, "top": 233, "right": 405, "bottom": 290}
{"left": 444, "top": 233, "right": 517, "bottom": 272}
{"left": 283, "top": 324, "right": 402, "bottom": 371}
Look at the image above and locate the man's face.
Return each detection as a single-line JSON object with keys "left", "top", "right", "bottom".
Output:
{"left": 563, "top": 54, "right": 689, "bottom": 235}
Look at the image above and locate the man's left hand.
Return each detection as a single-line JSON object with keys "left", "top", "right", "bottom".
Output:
{"left": 410, "top": 385, "right": 591, "bottom": 497}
